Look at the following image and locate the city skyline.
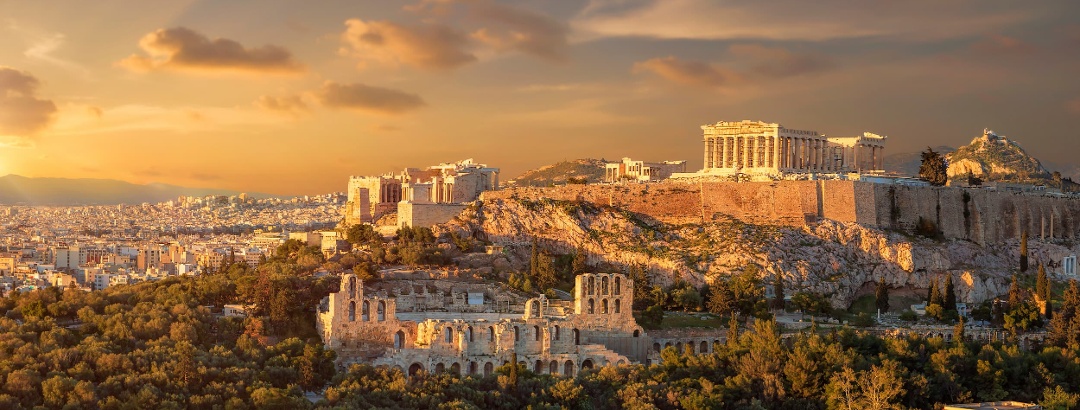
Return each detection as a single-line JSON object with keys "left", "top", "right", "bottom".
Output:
{"left": 2, "top": 0, "right": 1079, "bottom": 195}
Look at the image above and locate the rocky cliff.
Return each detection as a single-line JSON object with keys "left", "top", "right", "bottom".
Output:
{"left": 443, "top": 196, "right": 1080, "bottom": 309}
{"left": 947, "top": 129, "right": 1048, "bottom": 181}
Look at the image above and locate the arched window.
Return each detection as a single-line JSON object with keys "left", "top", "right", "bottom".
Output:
{"left": 601, "top": 299, "right": 608, "bottom": 314}
{"left": 614, "top": 277, "right": 621, "bottom": 295}
{"left": 484, "top": 362, "right": 494, "bottom": 376}
{"left": 435, "top": 363, "right": 445, "bottom": 373}
{"left": 467, "top": 326, "right": 474, "bottom": 342}
{"left": 564, "top": 360, "right": 574, "bottom": 377}
{"left": 534, "top": 325, "right": 540, "bottom": 341}
{"left": 450, "top": 363, "right": 461, "bottom": 375}
{"left": 394, "top": 330, "right": 406, "bottom": 349}
{"left": 377, "top": 301, "right": 386, "bottom": 321}
{"left": 348, "top": 301, "right": 356, "bottom": 321}
{"left": 573, "top": 328, "right": 580, "bottom": 345}
{"left": 633, "top": 329, "right": 641, "bottom": 338}
{"left": 409, "top": 363, "right": 424, "bottom": 376}
{"left": 614, "top": 299, "right": 621, "bottom": 314}
{"left": 549, "top": 360, "right": 558, "bottom": 375}
{"left": 445, "top": 327, "right": 454, "bottom": 343}
{"left": 554, "top": 325, "right": 560, "bottom": 341}
{"left": 581, "top": 359, "right": 594, "bottom": 369}
{"left": 469, "top": 362, "right": 478, "bottom": 375}
{"left": 488, "top": 326, "right": 495, "bottom": 342}
{"left": 700, "top": 341, "right": 708, "bottom": 353}
{"left": 514, "top": 326, "right": 520, "bottom": 342}
{"left": 653, "top": 342, "right": 661, "bottom": 352}
{"left": 588, "top": 299, "right": 595, "bottom": 314}
{"left": 534, "top": 360, "right": 543, "bottom": 373}
{"left": 587, "top": 277, "right": 595, "bottom": 295}
{"left": 361, "top": 301, "right": 370, "bottom": 321}
{"left": 349, "top": 276, "right": 356, "bottom": 298}
{"left": 601, "top": 276, "right": 609, "bottom": 294}
{"left": 531, "top": 300, "right": 540, "bottom": 318}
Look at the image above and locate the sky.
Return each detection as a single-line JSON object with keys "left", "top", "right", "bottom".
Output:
{"left": 1, "top": 0, "right": 1079, "bottom": 195}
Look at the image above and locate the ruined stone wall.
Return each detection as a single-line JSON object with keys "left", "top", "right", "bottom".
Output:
{"left": 398, "top": 203, "right": 469, "bottom": 228}
{"left": 482, "top": 181, "right": 1080, "bottom": 244}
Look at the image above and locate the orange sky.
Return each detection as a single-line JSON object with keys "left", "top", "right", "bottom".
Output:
{"left": 1, "top": 0, "right": 1079, "bottom": 195}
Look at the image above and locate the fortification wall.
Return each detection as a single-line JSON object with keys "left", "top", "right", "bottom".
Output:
{"left": 483, "top": 181, "right": 1080, "bottom": 244}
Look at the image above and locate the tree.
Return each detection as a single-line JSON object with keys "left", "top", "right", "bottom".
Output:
{"left": 772, "top": 274, "right": 785, "bottom": 310}
{"left": 1008, "top": 275, "right": 1023, "bottom": 309}
{"left": 927, "top": 278, "right": 938, "bottom": 305}
{"left": 707, "top": 281, "right": 734, "bottom": 316}
{"left": 508, "top": 352, "right": 519, "bottom": 387}
{"left": 1020, "top": 231, "right": 1029, "bottom": 272}
{"left": 943, "top": 274, "right": 957, "bottom": 311}
{"left": 929, "top": 278, "right": 943, "bottom": 307}
{"left": 875, "top": 279, "right": 890, "bottom": 313}
{"left": 640, "top": 304, "right": 664, "bottom": 329}
{"left": 1048, "top": 280, "right": 1080, "bottom": 348}
{"left": 919, "top": 147, "right": 948, "bottom": 186}
{"left": 954, "top": 317, "right": 966, "bottom": 344}
{"left": 529, "top": 240, "right": 539, "bottom": 280}
{"left": 967, "top": 171, "right": 983, "bottom": 187}
{"left": 1036, "top": 263, "right": 1049, "bottom": 302}
{"left": 727, "top": 314, "right": 739, "bottom": 346}
{"left": 571, "top": 245, "right": 587, "bottom": 275}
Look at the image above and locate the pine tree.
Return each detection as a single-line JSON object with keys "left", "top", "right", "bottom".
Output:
{"left": 943, "top": 275, "right": 956, "bottom": 311}
{"left": 727, "top": 314, "right": 739, "bottom": 346}
{"left": 529, "top": 240, "right": 539, "bottom": 279}
{"left": 772, "top": 274, "right": 785, "bottom": 310}
{"left": 919, "top": 147, "right": 948, "bottom": 186}
{"left": 876, "top": 279, "right": 890, "bottom": 313}
{"left": 1020, "top": 231, "right": 1029, "bottom": 272}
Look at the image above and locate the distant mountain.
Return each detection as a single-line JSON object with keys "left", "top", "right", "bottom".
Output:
{"left": 0, "top": 175, "right": 270, "bottom": 205}
{"left": 884, "top": 145, "right": 955, "bottom": 176}
{"left": 509, "top": 159, "right": 607, "bottom": 186}
{"left": 946, "top": 129, "right": 1049, "bottom": 182}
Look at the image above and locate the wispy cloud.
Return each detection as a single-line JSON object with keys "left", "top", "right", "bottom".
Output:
{"left": 339, "top": 19, "right": 476, "bottom": 70}
{"left": 317, "top": 81, "right": 426, "bottom": 115}
{"left": 0, "top": 67, "right": 58, "bottom": 138}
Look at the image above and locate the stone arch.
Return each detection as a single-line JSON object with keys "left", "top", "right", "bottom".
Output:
{"left": 534, "top": 325, "right": 541, "bottom": 341}
{"left": 435, "top": 363, "right": 446, "bottom": 373}
{"left": 587, "top": 276, "right": 595, "bottom": 295}
{"left": 534, "top": 360, "right": 544, "bottom": 373}
{"left": 531, "top": 300, "right": 541, "bottom": 318}
{"left": 615, "top": 276, "right": 621, "bottom": 295}
{"left": 549, "top": 360, "right": 558, "bottom": 375}
{"left": 601, "top": 276, "right": 609, "bottom": 294}
{"left": 588, "top": 298, "right": 595, "bottom": 314}
{"left": 488, "top": 326, "right": 495, "bottom": 342}
{"left": 615, "top": 299, "right": 621, "bottom": 314}
{"left": 554, "top": 325, "right": 560, "bottom": 341}
{"left": 573, "top": 328, "right": 580, "bottom": 345}
{"left": 676, "top": 342, "right": 683, "bottom": 352}
{"left": 469, "top": 362, "right": 478, "bottom": 375}
{"left": 349, "top": 276, "right": 356, "bottom": 298}
{"left": 564, "top": 360, "right": 575, "bottom": 377}
{"left": 377, "top": 301, "right": 386, "bottom": 321}
{"left": 601, "top": 299, "right": 609, "bottom": 314}
{"left": 361, "top": 300, "right": 370, "bottom": 321}
{"left": 444, "top": 327, "right": 454, "bottom": 343}
{"left": 348, "top": 301, "right": 356, "bottom": 322}
{"left": 665, "top": 342, "right": 673, "bottom": 349}
{"left": 581, "top": 359, "right": 594, "bottom": 370}
{"left": 484, "top": 362, "right": 494, "bottom": 376}
{"left": 408, "top": 363, "right": 424, "bottom": 376}
{"left": 653, "top": 342, "right": 661, "bottom": 353}
{"left": 687, "top": 342, "right": 695, "bottom": 354}
{"left": 514, "top": 326, "right": 520, "bottom": 342}
{"left": 394, "top": 330, "right": 406, "bottom": 349}
{"left": 700, "top": 341, "right": 708, "bottom": 353}
{"left": 634, "top": 329, "right": 641, "bottom": 338}
{"left": 450, "top": 362, "right": 461, "bottom": 375}
{"left": 467, "top": 326, "right": 474, "bottom": 342}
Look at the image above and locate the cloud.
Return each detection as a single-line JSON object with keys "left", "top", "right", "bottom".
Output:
{"left": 729, "top": 44, "right": 833, "bottom": 79}
{"left": 573, "top": 0, "right": 1038, "bottom": 42}
{"left": 339, "top": 19, "right": 476, "bottom": 70}
{"left": 633, "top": 56, "right": 740, "bottom": 88}
{"left": 969, "top": 34, "right": 1036, "bottom": 56}
{"left": 1067, "top": 98, "right": 1080, "bottom": 115}
{"left": 0, "top": 67, "right": 58, "bottom": 137}
{"left": 118, "top": 27, "right": 304, "bottom": 74}
{"left": 316, "top": 82, "right": 426, "bottom": 115}
{"left": 461, "top": 0, "right": 569, "bottom": 62}
{"left": 634, "top": 45, "right": 833, "bottom": 89}
{"left": 255, "top": 94, "right": 309, "bottom": 116}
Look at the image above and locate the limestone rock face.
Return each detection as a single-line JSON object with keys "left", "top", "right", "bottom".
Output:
{"left": 946, "top": 129, "right": 1048, "bottom": 181}
{"left": 445, "top": 196, "right": 1080, "bottom": 309}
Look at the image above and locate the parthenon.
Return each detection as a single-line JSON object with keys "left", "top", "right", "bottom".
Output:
{"left": 700, "top": 120, "right": 886, "bottom": 178}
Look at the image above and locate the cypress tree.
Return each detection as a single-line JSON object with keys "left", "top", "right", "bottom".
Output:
{"left": 772, "top": 274, "right": 785, "bottom": 310}
{"left": 509, "top": 352, "right": 519, "bottom": 387}
{"left": 727, "top": 314, "right": 739, "bottom": 346}
{"left": 1036, "top": 264, "right": 1048, "bottom": 302}
{"left": 954, "top": 317, "right": 966, "bottom": 344}
{"left": 929, "top": 278, "right": 942, "bottom": 307}
{"left": 876, "top": 279, "right": 890, "bottom": 313}
{"left": 944, "top": 275, "right": 957, "bottom": 311}
{"left": 1020, "top": 231, "right": 1029, "bottom": 272}
{"left": 927, "top": 278, "right": 937, "bottom": 304}
{"left": 529, "top": 240, "right": 539, "bottom": 279}
{"left": 1008, "top": 275, "right": 1022, "bottom": 308}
